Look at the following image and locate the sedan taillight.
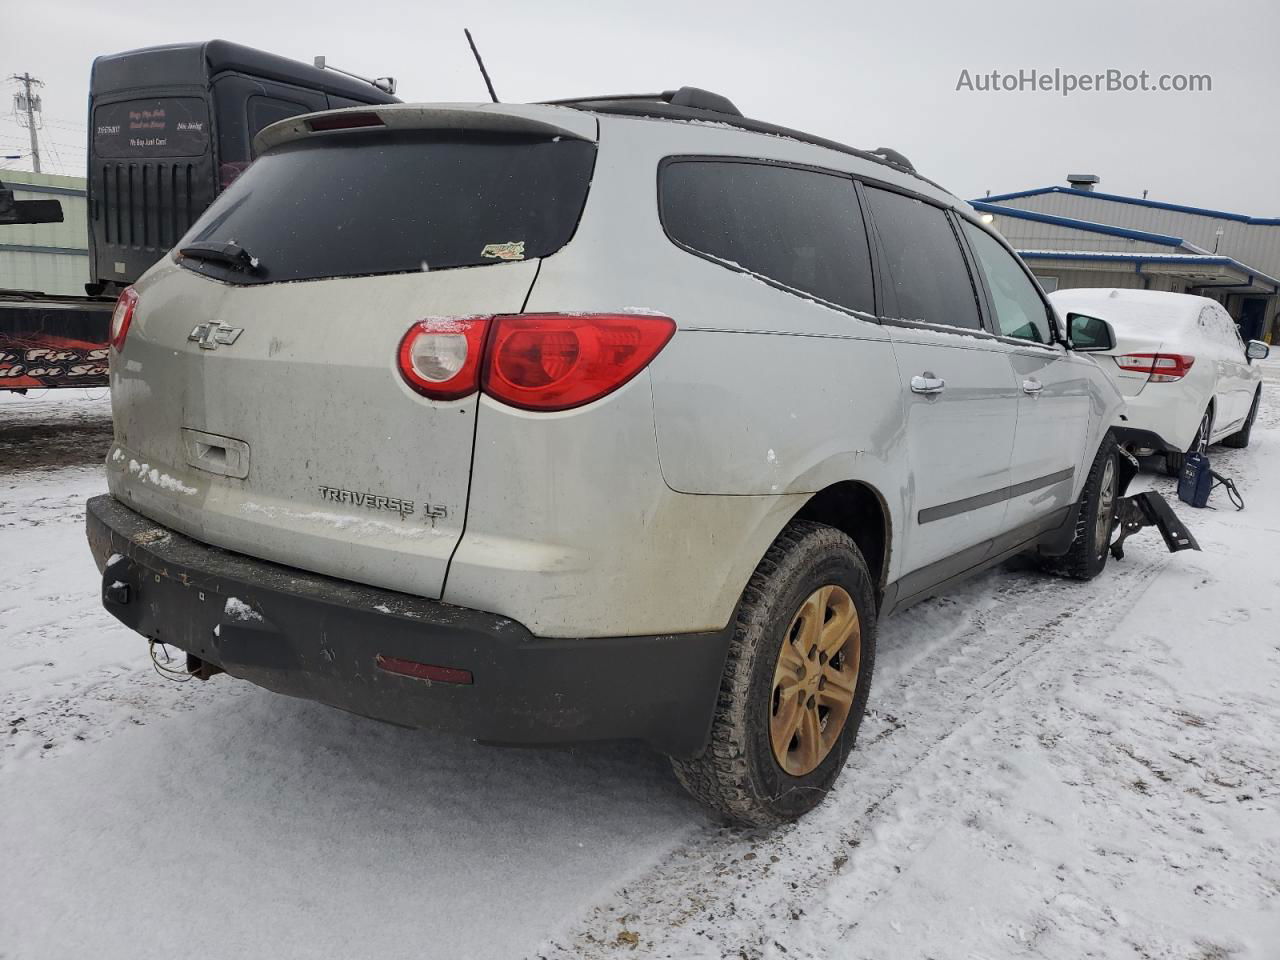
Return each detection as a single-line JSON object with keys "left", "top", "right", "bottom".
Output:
{"left": 396, "top": 312, "right": 676, "bottom": 410}
{"left": 109, "top": 286, "right": 138, "bottom": 351}
{"left": 1114, "top": 352, "right": 1195, "bottom": 383}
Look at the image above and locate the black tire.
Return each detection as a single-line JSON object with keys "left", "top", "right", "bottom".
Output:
{"left": 1222, "top": 389, "right": 1261, "bottom": 449}
{"left": 1165, "top": 405, "right": 1213, "bottom": 476}
{"left": 670, "top": 520, "right": 877, "bottom": 827}
{"left": 1051, "top": 432, "right": 1121, "bottom": 581}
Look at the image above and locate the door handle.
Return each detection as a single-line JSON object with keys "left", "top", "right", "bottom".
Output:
{"left": 910, "top": 373, "right": 946, "bottom": 395}
{"left": 1022, "top": 378, "right": 1043, "bottom": 396}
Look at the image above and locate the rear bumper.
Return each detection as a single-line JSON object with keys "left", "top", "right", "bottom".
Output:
{"left": 85, "top": 494, "right": 732, "bottom": 757}
{"left": 1114, "top": 384, "right": 1205, "bottom": 454}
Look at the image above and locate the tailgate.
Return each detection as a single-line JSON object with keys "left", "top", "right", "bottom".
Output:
{"left": 109, "top": 261, "right": 539, "bottom": 598}
{"left": 108, "top": 115, "right": 596, "bottom": 599}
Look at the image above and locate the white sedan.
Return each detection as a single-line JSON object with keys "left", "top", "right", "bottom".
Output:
{"left": 1051, "top": 288, "right": 1269, "bottom": 474}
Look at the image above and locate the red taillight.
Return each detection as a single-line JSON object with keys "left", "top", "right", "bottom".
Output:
{"left": 109, "top": 286, "right": 138, "bottom": 351}
{"left": 308, "top": 111, "right": 385, "bottom": 132}
{"left": 397, "top": 316, "right": 491, "bottom": 400}
{"left": 1114, "top": 353, "right": 1195, "bottom": 383}
{"left": 396, "top": 312, "right": 677, "bottom": 410}
{"left": 375, "top": 654, "right": 473, "bottom": 685}
{"left": 483, "top": 313, "right": 676, "bottom": 411}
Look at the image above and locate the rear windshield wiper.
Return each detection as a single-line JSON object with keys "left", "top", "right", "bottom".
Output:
{"left": 179, "top": 239, "right": 262, "bottom": 273}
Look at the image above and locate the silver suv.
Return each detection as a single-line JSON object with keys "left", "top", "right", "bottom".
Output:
{"left": 88, "top": 89, "right": 1154, "bottom": 824}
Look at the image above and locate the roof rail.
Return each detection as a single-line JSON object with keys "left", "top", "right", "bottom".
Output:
{"left": 546, "top": 86, "right": 742, "bottom": 116}
{"left": 546, "top": 90, "right": 926, "bottom": 183}
{"left": 664, "top": 86, "right": 742, "bottom": 116}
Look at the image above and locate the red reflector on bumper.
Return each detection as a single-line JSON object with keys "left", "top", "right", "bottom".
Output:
{"left": 375, "top": 654, "right": 473, "bottom": 685}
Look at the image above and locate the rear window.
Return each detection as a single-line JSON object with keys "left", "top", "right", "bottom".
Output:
{"left": 659, "top": 159, "right": 875, "bottom": 314}
{"left": 175, "top": 131, "right": 597, "bottom": 284}
{"left": 93, "top": 97, "right": 210, "bottom": 159}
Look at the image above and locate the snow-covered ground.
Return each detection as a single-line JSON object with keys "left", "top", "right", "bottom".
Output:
{"left": 2, "top": 371, "right": 1278, "bottom": 960}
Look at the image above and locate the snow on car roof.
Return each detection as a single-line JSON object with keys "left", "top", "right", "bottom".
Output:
{"left": 1048, "top": 287, "right": 1214, "bottom": 333}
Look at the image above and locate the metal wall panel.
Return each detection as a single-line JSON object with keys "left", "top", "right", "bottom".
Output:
{"left": 994, "top": 192, "right": 1280, "bottom": 279}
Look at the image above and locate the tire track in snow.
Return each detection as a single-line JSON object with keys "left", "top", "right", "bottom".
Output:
{"left": 539, "top": 544, "right": 1173, "bottom": 958}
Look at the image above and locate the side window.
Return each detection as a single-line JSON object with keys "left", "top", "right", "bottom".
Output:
{"left": 660, "top": 160, "right": 875, "bottom": 313}
{"left": 960, "top": 220, "right": 1054, "bottom": 344}
{"left": 211, "top": 76, "right": 325, "bottom": 189}
{"left": 1197, "top": 306, "right": 1216, "bottom": 336}
{"left": 247, "top": 96, "right": 311, "bottom": 141}
{"left": 862, "top": 187, "right": 981, "bottom": 330}
{"left": 1202, "top": 307, "right": 1231, "bottom": 346}
{"left": 1217, "top": 306, "right": 1245, "bottom": 349}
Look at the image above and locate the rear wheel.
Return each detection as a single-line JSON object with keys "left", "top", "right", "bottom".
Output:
{"left": 1222, "top": 389, "right": 1261, "bottom": 448}
{"left": 1051, "top": 433, "right": 1120, "bottom": 581}
{"left": 1165, "top": 405, "right": 1213, "bottom": 476}
{"left": 670, "top": 520, "right": 876, "bottom": 826}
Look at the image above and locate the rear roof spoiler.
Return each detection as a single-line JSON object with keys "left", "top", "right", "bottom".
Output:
{"left": 255, "top": 103, "right": 598, "bottom": 154}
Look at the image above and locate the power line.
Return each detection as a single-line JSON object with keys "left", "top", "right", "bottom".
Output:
{"left": 45, "top": 139, "right": 68, "bottom": 175}
{"left": 0, "top": 133, "right": 85, "bottom": 154}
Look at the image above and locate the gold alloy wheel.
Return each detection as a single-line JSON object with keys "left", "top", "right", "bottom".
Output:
{"left": 769, "top": 584, "right": 861, "bottom": 777}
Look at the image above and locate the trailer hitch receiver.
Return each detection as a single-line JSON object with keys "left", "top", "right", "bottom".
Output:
{"left": 1110, "top": 491, "right": 1200, "bottom": 560}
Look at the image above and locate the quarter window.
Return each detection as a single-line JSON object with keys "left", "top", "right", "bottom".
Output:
{"left": 960, "top": 220, "right": 1054, "bottom": 344}
{"left": 863, "top": 187, "right": 981, "bottom": 330}
{"left": 660, "top": 160, "right": 875, "bottom": 313}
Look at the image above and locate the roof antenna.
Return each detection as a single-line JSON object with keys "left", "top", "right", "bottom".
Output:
{"left": 464, "top": 28, "right": 499, "bottom": 103}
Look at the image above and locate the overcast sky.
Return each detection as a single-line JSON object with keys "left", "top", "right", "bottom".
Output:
{"left": 3, "top": 0, "right": 1277, "bottom": 213}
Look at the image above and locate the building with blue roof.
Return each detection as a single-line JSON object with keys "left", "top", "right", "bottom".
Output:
{"left": 973, "top": 175, "right": 1280, "bottom": 343}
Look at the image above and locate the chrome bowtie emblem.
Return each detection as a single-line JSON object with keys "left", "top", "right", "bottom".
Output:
{"left": 188, "top": 322, "right": 244, "bottom": 350}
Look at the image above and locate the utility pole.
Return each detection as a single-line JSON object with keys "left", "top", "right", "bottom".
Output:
{"left": 9, "top": 72, "right": 44, "bottom": 174}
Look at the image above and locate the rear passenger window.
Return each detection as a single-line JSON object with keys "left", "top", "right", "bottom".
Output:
{"left": 1197, "top": 306, "right": 1216, "bottom": 335}
{"left": 1215, "top": 306, "right": 1245, "bottom": 349}
{"left": 660, "top": 160, "right": 874, "bottom": 313}
{"left": 863, "top": 187, "right": 981, "bottom": 330}
{"left": 1200, "top": 306, "right": 1231, "bottom": 345}
{"left": 960, "top": 220, "right": 1054, "bottom": 344}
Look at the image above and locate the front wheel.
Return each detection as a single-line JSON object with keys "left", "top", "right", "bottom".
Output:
{"left": 1051, "top": 432, "right": 1120, "bottom": 581}
{"left": 670, "top": 520, "right": 877, "bottom": 826}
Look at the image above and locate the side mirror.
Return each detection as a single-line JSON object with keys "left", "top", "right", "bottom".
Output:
{"left": 1246, "top": 340, "right": 1270, "bottom": 361}
{"left": 1067, "top": 313, "right": 1116, "bottom": 352}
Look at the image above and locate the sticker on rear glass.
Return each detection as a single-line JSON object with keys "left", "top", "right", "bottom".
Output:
{"left": 481, "top": 241, "right": 526, "bottom": 261}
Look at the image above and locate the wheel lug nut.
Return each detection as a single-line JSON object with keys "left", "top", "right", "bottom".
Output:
{"left": 807, "top": 695, "right": 816, "bottom": 709}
